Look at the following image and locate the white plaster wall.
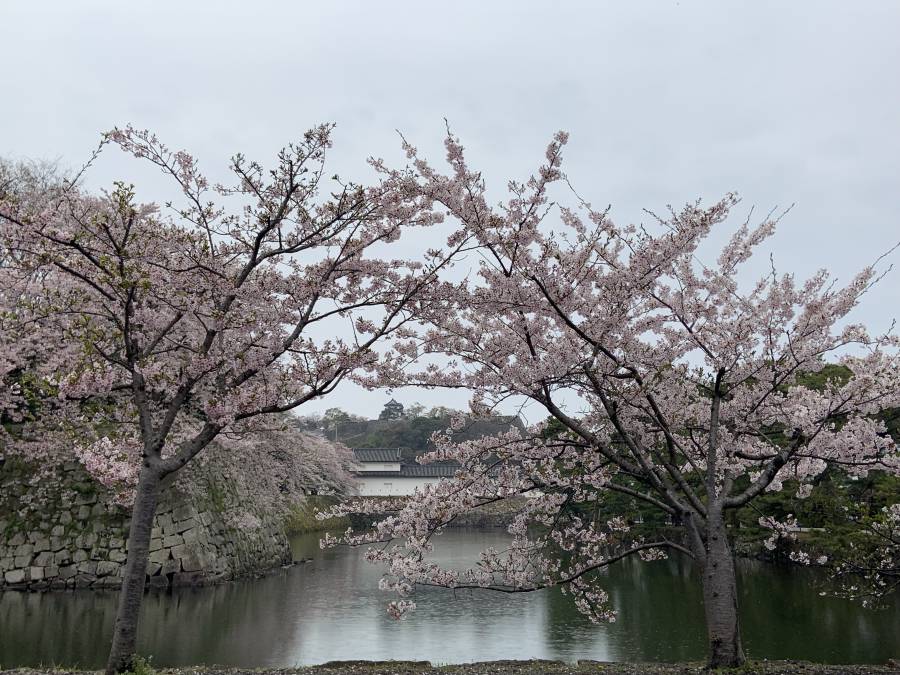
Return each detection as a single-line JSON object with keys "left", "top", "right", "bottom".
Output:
{"left": 355, "top": 476, "right": 441, "bottom": 496}
{"left": 354, "top": 462, "right": 401, "bottom": 473}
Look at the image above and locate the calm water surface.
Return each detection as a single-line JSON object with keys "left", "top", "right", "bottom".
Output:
{"left": 1, "top": 528, "right": 898, "bottom": 667}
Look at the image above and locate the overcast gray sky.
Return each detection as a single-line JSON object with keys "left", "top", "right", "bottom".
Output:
{"left": 3, "top": 1, "right": 899, "bottom": 421}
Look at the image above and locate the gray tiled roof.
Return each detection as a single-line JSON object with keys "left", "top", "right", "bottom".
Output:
{"left": 353, "top": 448, "right": 401, "bottom": 463}
{"left": 352, "top": 462, "right": 460, "bottom": 478}
{"left": 400, "top": 464, "right": 458, "bottom": 477}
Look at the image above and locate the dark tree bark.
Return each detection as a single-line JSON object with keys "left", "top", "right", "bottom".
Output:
{"left": 698, "top": 510, "right": 745, "bottom": 668}
{"left": 105, "top": 464, "right": 162, "bottom": 675}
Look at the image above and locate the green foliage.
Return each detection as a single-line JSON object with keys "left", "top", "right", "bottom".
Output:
{"left": 338, "top": 414, "right": 521, "bottom": 464}
{"left": 349, "top": 416, "right": 449, "bottom": 456}
{"left": 536, "top": 386, "right": 900, "bottom": 563}
{"left": 727, "top": 469, "right": 900, "bottom": 556}
{"left": 322, "top": 407, "right": 358, "bottom": 425}
{"left": 540, "top": 416, "right": 570, "bottom": 440}
{"left": 283, "top": 496, "right": 350, "bottom": 535}
{"left": 877, "top": 406, "right": 900, "bottom": 443}
{"left": 0, "top": 367, "right": 59, "bottom": 436}
{"left": 403, "top": 402, "right": 427, "bottom": 418}
{"left": 792, "top": 363, "right": 853, "bottom": 391}
{"left": 125, "top": 654, "right": 156, "bottom": 675}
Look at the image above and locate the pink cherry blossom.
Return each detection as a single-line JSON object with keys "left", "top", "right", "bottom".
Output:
{"left": 0, "top": 127, "right": 468, "bottom": 674}
{"left": 325, "top": 127, "right": 899, "bottom": 669}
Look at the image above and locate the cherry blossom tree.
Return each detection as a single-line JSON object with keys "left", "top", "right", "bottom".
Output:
{"left": 0, "top": 125, "right": 465, "bottom": 674}
{"left": 323, "top": 130, "right": 900, "bottom": 668}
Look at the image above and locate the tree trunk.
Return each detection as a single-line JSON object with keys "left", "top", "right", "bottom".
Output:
{"left": 105, "top": 464, "right": 162, "bottom": 674}
{"left": 700, "top": 512, "right": 745, "bottom": 668}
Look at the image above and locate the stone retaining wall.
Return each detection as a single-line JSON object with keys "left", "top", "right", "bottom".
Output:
{"left": 0, "top": 458, "right": 292, "bottom": 591}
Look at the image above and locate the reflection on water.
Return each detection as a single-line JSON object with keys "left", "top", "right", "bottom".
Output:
{"left": 1, "top": 528, "right": 898, "bottom": 667}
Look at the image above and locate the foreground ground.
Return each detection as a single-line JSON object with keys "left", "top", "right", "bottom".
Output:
{"left": 4, "top": 661, "right": 900, "bottom": 675}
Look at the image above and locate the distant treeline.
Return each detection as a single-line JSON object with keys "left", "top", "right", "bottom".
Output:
{"left": 298, "top": 405, "right": 523, "bottom": 461}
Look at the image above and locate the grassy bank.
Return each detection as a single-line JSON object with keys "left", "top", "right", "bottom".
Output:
{"left": 3, "top": 660, "right": 899, "bottom": 675}
{"left": 283, "top": 496, "right": 350, "bottom": 535}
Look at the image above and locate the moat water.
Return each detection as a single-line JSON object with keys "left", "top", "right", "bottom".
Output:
{"left": 1, "top": 528, "right": 898, "bottom": 667}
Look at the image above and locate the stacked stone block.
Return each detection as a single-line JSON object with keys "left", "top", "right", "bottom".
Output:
{"left": 0, "top": 459, "right": 293, "bottom": 591}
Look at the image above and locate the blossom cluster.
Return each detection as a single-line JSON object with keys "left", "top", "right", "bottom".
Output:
{"left": 0, "top": 126, "right": 467, "bottom": 502}
{"left": 327, "top": 127, "right": 899, "bottom": 622}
